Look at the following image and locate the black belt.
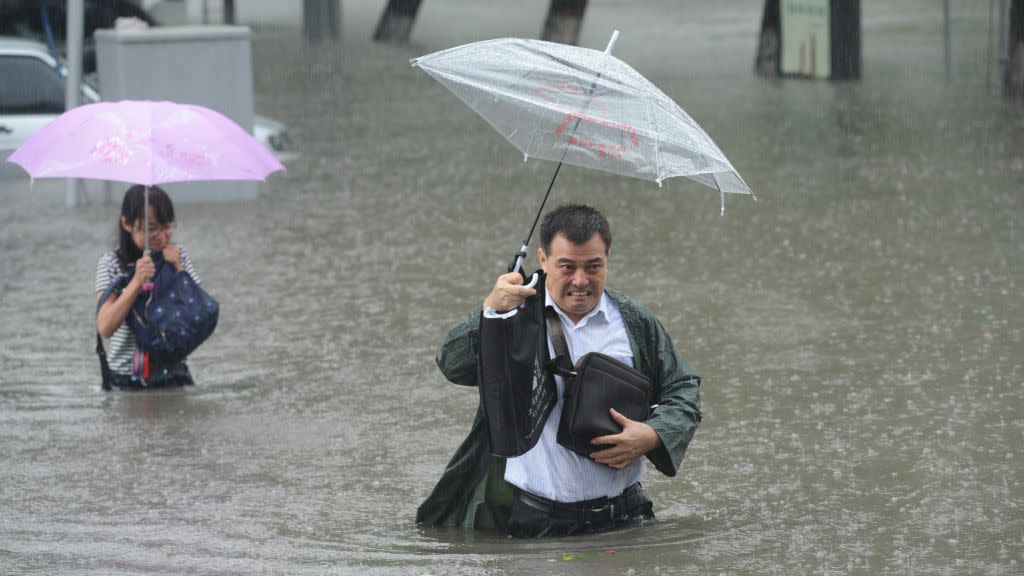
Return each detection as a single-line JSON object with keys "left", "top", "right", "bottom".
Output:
{"left": 514, "top": 482, "right": 642, "bottom": 524}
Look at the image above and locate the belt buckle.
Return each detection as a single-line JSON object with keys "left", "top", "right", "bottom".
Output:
{"left": 588, "top": 503, "right": 614, "bottom": 526}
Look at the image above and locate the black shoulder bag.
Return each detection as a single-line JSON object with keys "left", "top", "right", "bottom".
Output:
{"left": 545, "top": 307, "right": 654, "bottom": 456}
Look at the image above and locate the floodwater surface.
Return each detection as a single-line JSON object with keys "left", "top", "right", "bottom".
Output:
{"left": 1, "top": 1, "right": 1020, "bottom": 574}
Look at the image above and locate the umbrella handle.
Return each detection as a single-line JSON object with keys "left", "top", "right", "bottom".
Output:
{"left": 507, "top": 242, "right": 539, "bottom": 309}
{"left": 513, "top": 272, "right": 540, "bottom": 310}
{"left": 508, "top": 242, "right": 529, "bottom": 275}
{"left": 508, "top": 244, "right": 540, "bottom": 290}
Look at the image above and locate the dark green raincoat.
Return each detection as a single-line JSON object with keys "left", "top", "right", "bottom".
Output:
{"left": 415, "top": 289, "right": 701, "bottom": 530}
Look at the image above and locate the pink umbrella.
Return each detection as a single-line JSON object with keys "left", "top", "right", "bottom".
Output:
{"left": 7, "top": 100, "right": 284, "bottom": 186}
{"left": 6, "top": 100, "right": 285, "bottom": 289}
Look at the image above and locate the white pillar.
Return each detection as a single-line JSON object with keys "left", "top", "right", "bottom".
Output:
{"left": 64, "top": 0, "right": 84, "bottom": 207}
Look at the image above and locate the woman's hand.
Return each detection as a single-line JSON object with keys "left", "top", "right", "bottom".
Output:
{"left": 162, "top": 244, "right": 182, "bottom": 271}
{"left": 98, "top": 256, "right": 153, "bottom": 338}
{"left": 132, "top": 253, "right": 156, "bottom": 288}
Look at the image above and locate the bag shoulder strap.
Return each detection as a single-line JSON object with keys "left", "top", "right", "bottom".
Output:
{"left": 544, "top": 307, "right": 576, "bottom": 378}
{"left": 95, "top": 333, "right": 112, "bottom": 391}
{"left": 96, "top": 273, "right": 133, "bottom": 392}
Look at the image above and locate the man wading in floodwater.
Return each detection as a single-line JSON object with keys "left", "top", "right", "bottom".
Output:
{"left": 416, "top": 204, "right": 702, "bottom": 538}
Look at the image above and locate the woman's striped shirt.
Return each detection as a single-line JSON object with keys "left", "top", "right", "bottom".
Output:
{"left": 94, "top": 248, "right": 201, "bottom": 375}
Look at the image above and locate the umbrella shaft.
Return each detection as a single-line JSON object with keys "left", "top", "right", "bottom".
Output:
{"left": 512, "top": 76, "right": 598, "bottom": 270}
{"left": 511, "top": 159, "right": 564, "bottom": 274}
{"left": 144, "top": 185, "right": 149, "bottom": 254}
{"left": 512, "top": 31, "right": 621, "bottom": 273}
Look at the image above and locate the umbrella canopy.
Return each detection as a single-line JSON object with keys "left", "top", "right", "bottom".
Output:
{"left": 411, "top": 35, "right": 753, "bottom": 198}
{"left": 6, "top": 100, "right": 284, "bottom": 186}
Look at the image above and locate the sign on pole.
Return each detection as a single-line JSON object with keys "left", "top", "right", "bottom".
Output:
{"left": 780, "top": 0, "right": 831, "bottom": 79}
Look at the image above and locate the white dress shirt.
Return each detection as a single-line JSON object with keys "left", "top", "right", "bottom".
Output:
{"left": 503, "top": 291, "right": 645, "bottom": 502}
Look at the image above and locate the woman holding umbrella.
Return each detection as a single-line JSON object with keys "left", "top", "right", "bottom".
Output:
{"left": 94, "top": 185, "right": 202, "bottom": 389}
{"left": 5, "top": 99, "right": 278, "bottom": 388}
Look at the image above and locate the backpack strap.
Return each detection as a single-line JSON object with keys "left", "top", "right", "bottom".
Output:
{"left": 95, "top": 333, "right": 112, "bottom": 391}
{"left": 95, "top": 273, "right": 132, "bottom": 392}
{"left": 544, "top": 307, "right": 576, "bottom": 379}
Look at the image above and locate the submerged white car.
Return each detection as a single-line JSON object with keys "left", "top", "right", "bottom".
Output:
{"left": 0, "top": 36, "right": 296, "bottom": 162}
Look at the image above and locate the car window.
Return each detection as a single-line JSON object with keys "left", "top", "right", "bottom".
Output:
{"left": 0, "top": 56, "right": 65, "bottom": 115}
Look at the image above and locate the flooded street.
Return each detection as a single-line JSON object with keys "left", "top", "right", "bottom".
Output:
{"left": 1, "top": 1, "right": 1020, "bottom": 574}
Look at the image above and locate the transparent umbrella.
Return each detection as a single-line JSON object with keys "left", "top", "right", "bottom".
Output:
{"left": 412, "top": 31, "right": 755, "bottom": 271}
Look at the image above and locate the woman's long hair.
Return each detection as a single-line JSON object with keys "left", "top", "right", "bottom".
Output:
{"left": 114, "top": 185, "right": 175, "bottom": 270}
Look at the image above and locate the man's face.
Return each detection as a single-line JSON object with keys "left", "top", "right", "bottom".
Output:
{"left": 538, "top": 233, "right": 609, "bottom": 324}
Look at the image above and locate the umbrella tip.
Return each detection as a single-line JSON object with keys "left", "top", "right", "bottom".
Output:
{"left": 605, "top": 30, "right": 620, "bottom": 54}
{"left": 523, "top": 153, "right": 529, "bottom": 162}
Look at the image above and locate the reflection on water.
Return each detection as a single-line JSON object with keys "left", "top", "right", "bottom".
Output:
{"left": 1, "top": 1, "right": 1020, "bottom": 574}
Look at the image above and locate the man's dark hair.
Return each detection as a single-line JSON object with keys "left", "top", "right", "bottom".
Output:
{"left": 539, "top": 203, "right": 611, "bottom": 254}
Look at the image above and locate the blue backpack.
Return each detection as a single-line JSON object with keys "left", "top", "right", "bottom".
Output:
{"left": 97, "top": 252, "right": 219, "bottom": 386}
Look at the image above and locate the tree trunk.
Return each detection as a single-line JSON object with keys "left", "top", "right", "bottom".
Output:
{"left": 373, "top": 0, "right": 424, "bottom": 44}
{"left": 303, "top": 0, "right": 341, "bottom": 43}
{"left": 830, "top": 0, "right": 861, "bottom": 81}
{"left": 754, "top": 0, "right": 780, "bottom": 77}
{"left": 1007, "top": 0, "right": 1024, "bottom": 97}
{"left": 540, "top": 0, "right": 587, "bottom": 46}
{"left": 224, "top": 0, "right": 235, "bottom": 25}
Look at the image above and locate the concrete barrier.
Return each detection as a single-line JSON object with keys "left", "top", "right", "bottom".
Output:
{"left": 95, "top": 25, "right": 261, "bottom": 202}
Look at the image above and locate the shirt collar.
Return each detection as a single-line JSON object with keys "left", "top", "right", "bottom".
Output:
{"left": 545, "top": 290, "right": 610, "bottom": 328}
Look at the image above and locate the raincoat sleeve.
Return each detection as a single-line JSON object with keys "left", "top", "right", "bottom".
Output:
{"left": 640, "top": 314, "right": 702, "bottom": 478}
{"left": 435, "top": 306, "right": 483, "bottom": 387}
